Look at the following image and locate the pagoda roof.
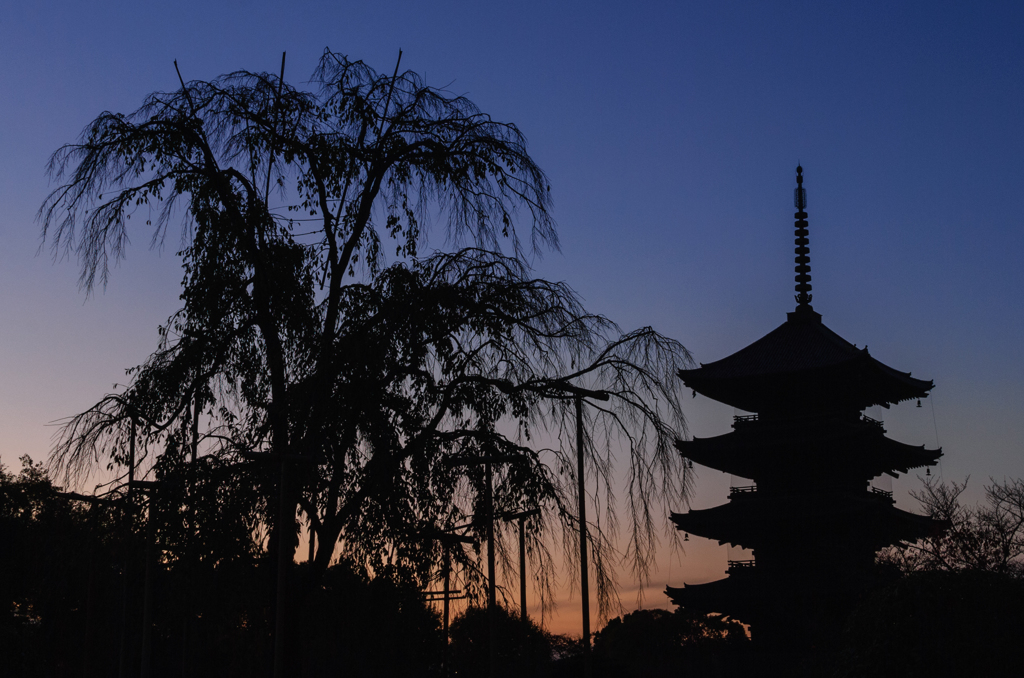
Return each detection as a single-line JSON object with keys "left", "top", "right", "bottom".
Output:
{"left": 679, "top": 305, "right": 933, "bottom": 413}
{"left": 665, "top": 573, "right": 761, "bottom": 621}
{"left": 670, "top": 492, "right": 943, "bottom": 550}
{"left": 675, "top": 417, "right": 941, "bottom": 480}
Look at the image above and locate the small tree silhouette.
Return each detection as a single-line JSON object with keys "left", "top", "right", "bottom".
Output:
{"left": 448, "top": 605, "right": 554, "bottom": 678}
{"left": 593, "top": 608, "right": 749, "bottom": 678}
{"left": 878, "top": 477, "right": 1024, "bottom": 576}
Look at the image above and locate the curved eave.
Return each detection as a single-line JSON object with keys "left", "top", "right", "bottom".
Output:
{"left": 665, "top": 576, "right": 760, "bottom": 621}
{"left": 670, "top": 505, "right": 752, "bottom": 547}
{"left": 879, "top": 445, "right": 943, "bottom": 475}
{"left": 675, "top": 433, "right": 942, "bottom": 479}
{"left": 670, "top": 495, "right": 946, "bottom": 548}
{"left": 678, "top": 311, "right": 933, "bottom": 411}
{"left": 881, "top": 507, "right": 950, "bottom": 545}
{"left": 680, "top": 357, "right": 933, "bottom": 413}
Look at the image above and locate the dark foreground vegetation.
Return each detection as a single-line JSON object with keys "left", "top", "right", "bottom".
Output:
{"left": 789, "top": 476, "right": 1024, "bottom": 678}
{"left": 833, "top": 476, "right": 1024, "bottom": 678}
{"left": 2, "top": 455, "right": 745, "bottom": 677}
{"left": 1, "top": 456, "right": 440, "bottom": 677}
{"left": 5, "top": 458, "right": 1024, "bottom": 677}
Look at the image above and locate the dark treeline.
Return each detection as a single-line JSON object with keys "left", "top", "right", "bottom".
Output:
{"left": 780, "top": 476, "right": 1024, "bottom": 678}
{"left": 0, "top": 456, "right": 439, "bottom": 677}
{"left": 832, "top": 477, "right": 1024, "bottom": 678}
{"left": 3, "top": 456, "right": 757, "bottom": 677}
{"left": 2, "top": 455, "right": 750, "bottom": 677}
{"left": 8, "top": 458, "right": 1023, "bottom": 676}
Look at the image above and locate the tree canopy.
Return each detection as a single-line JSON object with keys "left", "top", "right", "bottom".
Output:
{"left": 836, "top": 570, "right": 1024, "bottom": 678}
{"left": 40, "top": 49, "right": 694, "bottom": 629}
{"left": 592, "top": 608, "right": 750, "bottom": 678}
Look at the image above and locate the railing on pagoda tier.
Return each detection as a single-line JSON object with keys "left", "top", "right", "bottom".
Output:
{"left": 728, "top": 485, "right": 758, "bottom": 499}
{"left": 860, "top": 414, "right": 885, "bottom": 430}
{"left": 727, "top": 483, "right": 897, "bottom": 499}
{"left": 732, "top": 414, "right": 759, "bottom": 427}
{"left": 870, "top": 486, "right": 894, "bottom": 501}
{"left": 727, "top": 559, "right": 756, "bottom": 574}
{"left": 731, "top": 412, "right": 888, "bottom": 432}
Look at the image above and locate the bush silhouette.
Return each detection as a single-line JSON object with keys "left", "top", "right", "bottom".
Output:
{"left": 835, "top": 570, "right": 1024, "bottom": 678}
{"left": 448, "top": 606, "right": 554, "bottom": 677}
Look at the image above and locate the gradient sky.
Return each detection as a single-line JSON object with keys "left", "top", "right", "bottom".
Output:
{"left": 2, "top": 1, "right": 1023, "bottom": 634}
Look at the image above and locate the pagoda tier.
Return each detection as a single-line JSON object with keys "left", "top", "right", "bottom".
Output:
{"left": 666, "top": 561, "right": 871, "bottom": 646}
{"left": 665, "top": 563, "right": 762, "bottom": 622}
{"left": 670, "top": 490, "right": 940, "bottom": 550}
{"left": 678, "top": 305, "right": 933, "bottom": 415}
{"left": 675, "top": 415, "right": 941, "bottom": 481}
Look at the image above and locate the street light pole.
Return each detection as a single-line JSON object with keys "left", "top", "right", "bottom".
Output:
{"left": 576, "top": 395, "right": 593, "bottom": 678}
{"left": 484, "top": 459, "right": 497, "bottom": 674}
{"left": 519, "top": 516, "right": 527, "bottom": 624}
{"left": 541, "top": 382, "right": 607, "bottom": 678}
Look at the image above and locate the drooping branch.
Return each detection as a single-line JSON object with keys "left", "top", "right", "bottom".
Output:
{"left": 41, "top": 50, "right": 695, "bottom": 625}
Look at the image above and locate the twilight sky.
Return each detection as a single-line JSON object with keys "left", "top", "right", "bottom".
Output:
{"left": 2, "top": 0, "right": 1023, "bottom": 633}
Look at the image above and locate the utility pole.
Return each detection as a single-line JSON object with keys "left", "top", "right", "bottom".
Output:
{"left": 421, "top": 528, "right": 475, "bottom": 677}
{"left": 544, "top": 383, "right": 608, "bottom": 678}
{"left": 131, "top": 479, "right": 164, "bottom": 678}
{"left": 118, "top": 416, "right": 137, "bottom": 678}
{"left": 273, "top": 454, "right": 292, "bottom": 678}
{"left": 443, "top": 542, "right": 451, "bottom": 671}
{"left": 258, "top": 51, "right": 294, "bottom": 678}
{"left": 485, "top": 460, "right": 496, "bottom": 634}
{"left": 500, "top": 508, "right": 540, "bottom": 624}
{"left": 444, "top": 453, "right": 524, "bottom": 678}
{"left": 576, "top": 395, "right": 593, "bottom": 678}
{"left": 183, "top": 392, "right": 200, "bottom": 678}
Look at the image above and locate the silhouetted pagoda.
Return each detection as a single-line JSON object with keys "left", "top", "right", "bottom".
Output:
{"left": 666, "top": 167, "right": 944, "bottom": 649}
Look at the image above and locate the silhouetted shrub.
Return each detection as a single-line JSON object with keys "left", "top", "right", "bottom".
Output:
{"left": 448, "top": 605, "right": 556, "bottom": 678}
{"left": 297, "top": 562, "right": 443, "bottom": 677}
{"left": 1, "top": 457, "right": 128, "bottom": 677}
{"left": 593, "top": 608, "right": 750, "bottom": 678}
{"left": 1, "top": 457, "right": 448, "bottom": 677}
{"left": 834, "top": 570, "right": 1024, "bottom": 678}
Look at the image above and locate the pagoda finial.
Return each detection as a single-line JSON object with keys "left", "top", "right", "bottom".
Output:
{"left": 793, "top": 165, "right": 812, "bottom": 307}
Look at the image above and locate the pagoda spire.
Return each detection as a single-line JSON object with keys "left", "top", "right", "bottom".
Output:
{"left": 794, "top": 165, "right": 812, "bottom": 307}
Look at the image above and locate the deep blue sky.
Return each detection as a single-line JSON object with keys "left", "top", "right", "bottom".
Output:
{"left": 2, "top": 0, "right": 1022, "bottom": 628}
